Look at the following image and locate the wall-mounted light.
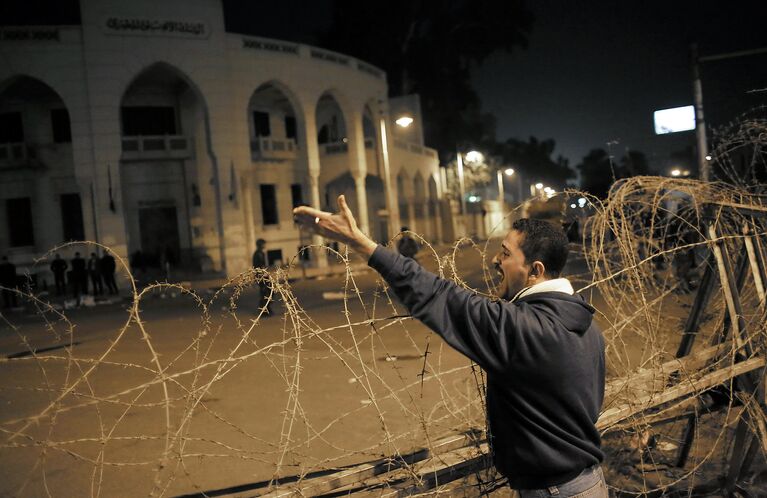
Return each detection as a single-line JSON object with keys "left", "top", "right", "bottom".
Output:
{"left": 670, "top": 168, "right": 681, "bottom": 177}
{"left": 504, "top": 168, "right": 515, "bottom": 176}
{"left": 395, "top": 116, "right": 414, "bottom": 128}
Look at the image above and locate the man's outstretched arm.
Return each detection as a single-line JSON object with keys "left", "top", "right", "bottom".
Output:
{"left": 293, "top": 195, "right": 516, "bottom": 372}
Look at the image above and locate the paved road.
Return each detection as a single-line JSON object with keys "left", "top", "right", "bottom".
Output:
{"left": 0, "top": 241, "right": 606, "bottom": 497}
{"left": 0, "top": 243, "right": 509, "bottom": 497}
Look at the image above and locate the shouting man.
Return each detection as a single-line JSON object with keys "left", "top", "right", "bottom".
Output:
{"left": 294, "top": 195, "right": 606, "bottom": 497}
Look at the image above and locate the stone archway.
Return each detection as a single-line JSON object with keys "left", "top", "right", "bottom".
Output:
{"left": 119, "top": 63, "right": 210, "bottom": 272}
{"left": 0, "top": 75, "right": 78, "bottom": 261}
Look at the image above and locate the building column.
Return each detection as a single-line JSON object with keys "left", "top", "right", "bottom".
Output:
{"left": 352, "top": 172, "right": 370, "bottom": 237}
{"left": 433, "top": 201, "right": 443, "bottom": 243}
{"left": 308, "top": 173, "right": 328, "bottom": 268}
{"left": 301, "top": 105, "right": 328, "bottom": 268}
{"left": 346, "top": 110, "right": 370, "bottom": 236}
{"left": 34, "top": 174, "right": 57, "bottom": 253}
{"left": 241, "top": 174, "right": 256, "bottom": 259}
{"left": 402, "top": 201, "right": 415, "bottom": 232}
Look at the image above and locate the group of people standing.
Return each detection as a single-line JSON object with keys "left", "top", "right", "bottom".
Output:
{"left": 0, "top": 251, "right": 118, "bottom": 309}
{"left": 50, "top": 251, "right": 118, "bottom": 298}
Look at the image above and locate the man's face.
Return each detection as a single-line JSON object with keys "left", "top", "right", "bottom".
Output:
{"left": 492, "top": 230, "right": 532, "bottom": 300}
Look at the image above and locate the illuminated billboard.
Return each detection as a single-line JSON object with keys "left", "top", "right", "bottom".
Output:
{"left": 653, "top": 105, "right": 695, "bottom": 134}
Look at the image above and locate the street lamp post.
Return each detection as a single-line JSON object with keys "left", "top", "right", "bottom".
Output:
{"left": 379, "top": 117, "right": 399, "bottom": 240}
{"left": 456, "top": 152, "right": 467, "bottom": 215}
{"left": 496, "top": 169, "right": 504, "bottom": 207}
{"left": 497, "top": 167, "right": 515, "bottom": 220}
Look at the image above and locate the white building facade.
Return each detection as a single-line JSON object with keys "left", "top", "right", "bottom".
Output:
{"left": 0, "top": 0, "right": 444, "bottom": 283}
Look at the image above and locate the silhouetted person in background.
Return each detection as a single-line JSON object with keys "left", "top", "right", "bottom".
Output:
{"left": 396, "top": 227, "right": 419, "bottom": 259}
{"left": 130, "top": 250, "right": 147, "bottom": 279}
{"left": 88, "top": 252, "right": 103, "bottom": 296}
{"left": 161, "top": 246, "right": 175, "bottom": 281}
{"left": 100, "top": 252, "right": 118, "bottom": 295}
{"left": 50, "top": 253, "right": 68, "bottom": 295}
{"left": 0, "top": 256, "right": 17, "bottom": 308}
{"left": 252, "top": 238, "right": 273, "bottom": 315}
{"left": 71, "top": 252, "right": 87, "bottom": 299}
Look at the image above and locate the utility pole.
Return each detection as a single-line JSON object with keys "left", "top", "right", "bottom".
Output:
{"left": 691, "top": 43, "right": 709, "bottom": 181}
{"left": 691, "top": 43, "right": 767, "bottom": 182}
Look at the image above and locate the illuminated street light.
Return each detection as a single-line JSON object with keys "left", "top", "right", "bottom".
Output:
{"left": 543, "top": 187, "right": 554, "bottom": 194}
{"left": 504, "top": 167, "right": 515, "bottom": 176}
{"left": 670, "top": 168, "right": 681, "bottom": 177}
{"left": 570, "top": 203, "right": 577, "bottom": 209}
{"left": 705, "top": 154, "right": 712, "bottom": 161}
{"left": 535, "top": 182, "right": 543, "bottom": 189}
{"left": 577, "top": 197, "right": 587, "bottom": 208}
{"left": 465, "top": 150, "right": 485, "bottom": 164}
{"left": 395, "top": 115, "right": 413, "bottom": 127}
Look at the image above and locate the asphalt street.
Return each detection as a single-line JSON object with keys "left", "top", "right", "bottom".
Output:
{"left": 0, "top": 242, "right": 507, "bottom": 497}
{"left": 0, "top": 241, "right": 630, "bottom": 497}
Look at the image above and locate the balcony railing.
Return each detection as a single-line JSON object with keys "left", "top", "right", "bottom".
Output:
{"left": 250, "top": 137, "right": 298, "bottom": 161}
{"left": 121, "top": 135, "right": 193, "bottom": 160}
{"left": 0, "top": 142, "right": 28, "bottom": 166}
{"left": 392, "top": 139, "right": 437, "bottom": 159}
{"left": 321, "top": 141, "right": 348, "bottom": 155}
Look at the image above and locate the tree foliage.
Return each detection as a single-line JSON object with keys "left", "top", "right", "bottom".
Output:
{"left": 321, "top": 0, "right": 533, "bottom": 159}
{"left": 577, "top": 148, "right": 650, "bottom": 198}
{"left": 491, "top": 136, "right": 574, "bottom": 188}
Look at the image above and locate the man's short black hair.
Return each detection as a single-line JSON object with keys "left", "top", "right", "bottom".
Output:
{"left": 511, "top": 218, "right": 569, "bottom": 278}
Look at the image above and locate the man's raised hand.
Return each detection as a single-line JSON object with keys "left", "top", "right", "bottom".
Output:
{"left": 293, "top": 195, "right": 377, "bottom": 259}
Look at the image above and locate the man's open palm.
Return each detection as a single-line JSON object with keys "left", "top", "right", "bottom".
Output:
{"left": 293, "top": 195, "right": 377, "bottom": 258}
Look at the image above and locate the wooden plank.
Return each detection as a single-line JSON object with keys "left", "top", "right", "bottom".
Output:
{"left": 744, "top": 229, "right": 766, "bottom": 304}
{"left": 378, "top": 443, "right": 491, "bottom": 497}
{"left": 708, "top": 224, "right": 745, "bottom": 347}
{"left": 604, "top": 343, "right": 728, "bottom": 404}
{"left": 675, "top": 255, "right": 717, "bottom": 358}
{"left": 598, "top": 357, "right": 765, "bottom": 431}
{"left": 707, "top": 201, "right": 767, "bottom": 217}
{"left": 258, "top": 430, "right": 482, "bottom": 497}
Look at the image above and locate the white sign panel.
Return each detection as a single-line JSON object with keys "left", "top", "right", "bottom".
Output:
{"left": 653, "top": 105, "right": 695, "bottom": 135}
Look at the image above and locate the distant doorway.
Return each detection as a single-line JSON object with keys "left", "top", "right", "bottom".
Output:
{"left": 138, "top": 207, "right": 180, "bottom": 266}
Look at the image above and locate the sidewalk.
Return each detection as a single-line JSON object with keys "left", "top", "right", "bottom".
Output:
{"left": 2, "top": 239, "right": 492, "bottom": 316}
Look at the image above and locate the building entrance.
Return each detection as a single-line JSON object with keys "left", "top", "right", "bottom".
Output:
{"left": 138, "top": 206, "right": 181, "bottom": 267}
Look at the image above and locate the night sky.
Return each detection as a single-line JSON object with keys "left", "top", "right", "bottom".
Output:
{"left": 225, "top": 0, "right": 767, "bottom": 172}
{"left": 471, "top": 1, "right": 767, "bottom": 170}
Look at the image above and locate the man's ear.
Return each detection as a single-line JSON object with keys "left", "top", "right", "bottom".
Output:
{"left": 530, "top": 261, "right": 546, "bottom": 279}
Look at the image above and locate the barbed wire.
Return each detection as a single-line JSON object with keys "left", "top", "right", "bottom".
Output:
{"left": 1, "top": 114, "right": 766, "bottom": 496}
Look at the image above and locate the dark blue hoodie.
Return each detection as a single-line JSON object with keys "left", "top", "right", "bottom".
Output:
{"left": 368, "top": 246, "right": 605, "bottom": 489}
